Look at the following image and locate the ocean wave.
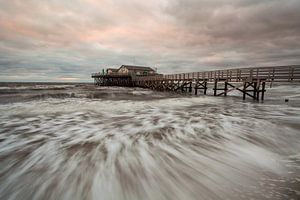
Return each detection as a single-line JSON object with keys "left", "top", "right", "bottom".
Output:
{"left": 1, "top": 83, "right": 300, "bottom": 200}
{"left": 0, "top": 94, "right": 300, "bottom": 199}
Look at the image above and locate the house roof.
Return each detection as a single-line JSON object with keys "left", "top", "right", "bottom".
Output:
{"left": 107, "top": 68, "right": 118, "bottom": 71}
{"left": 119, "top": 65, "right": 155, "bottom": 71}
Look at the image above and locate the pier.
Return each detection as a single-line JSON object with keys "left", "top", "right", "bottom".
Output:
{"left": 92, "top": 65, "right": 300, "bottom": 101}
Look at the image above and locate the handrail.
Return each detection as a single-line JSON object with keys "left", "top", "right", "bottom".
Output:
{"left": 133, "top": 65, "right": 300, "bottom": 82}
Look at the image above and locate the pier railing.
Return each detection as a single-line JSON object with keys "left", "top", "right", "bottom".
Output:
{"left": 134, "top": 65, "right": 300, "bottom": 82}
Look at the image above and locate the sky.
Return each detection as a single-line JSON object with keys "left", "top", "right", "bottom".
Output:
{"left": 1, "top": 0, "right": 300, "bottom": 82}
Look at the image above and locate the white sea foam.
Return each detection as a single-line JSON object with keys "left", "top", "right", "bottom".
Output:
{"left": 0, "top": 84, "right": 300, "bottom": 200}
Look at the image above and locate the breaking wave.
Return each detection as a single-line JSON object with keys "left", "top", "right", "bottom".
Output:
{"left": 0, "top": 83, "right": 300, "bottom": 200}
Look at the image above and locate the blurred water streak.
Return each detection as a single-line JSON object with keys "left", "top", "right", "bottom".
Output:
{"left": 0, "top": 83, "right": 300, "bottom": 200}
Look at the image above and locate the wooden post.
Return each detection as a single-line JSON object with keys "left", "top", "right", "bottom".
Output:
{"left": 214, "top": 79, "right": 218, "bottom": 96}
{"left": 253, "top": 82, "right": 257, "bottom": 99}
{"left": 204, "top": 81, "right": 207, "bottom": 95}
{"left": 243, "top": 82, "right": 247, "bottom": 100}
{"left": 224, "top": 82, "right": 228, "bottom": 96}
{"left": 261, "top": 82, "right": 266, "bottom": 101}
{"left": 189, "top": 82, "right": 192, "bottom": 92}
{"left": 256, "top": 81, "right": 260, "bottom": 101}
{"left": 195, "top": 82, "right": 198, "bottom": 95}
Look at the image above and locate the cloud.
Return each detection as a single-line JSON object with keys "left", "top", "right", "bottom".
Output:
{"left": 0, "top": 0, "right": 300, "bottom": 81}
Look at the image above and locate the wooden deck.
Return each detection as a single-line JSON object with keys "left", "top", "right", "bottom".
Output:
{"left": 92, "top": 65, "right": 300, "bottom": 101}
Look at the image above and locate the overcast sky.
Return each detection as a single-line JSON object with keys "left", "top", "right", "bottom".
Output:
{"left": 1, "top": 0, "right": 300, "bottom": 82}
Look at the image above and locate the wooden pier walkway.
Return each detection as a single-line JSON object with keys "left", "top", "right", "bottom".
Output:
{"left": 92, "top": 65, "right": 300, "bottom": 101}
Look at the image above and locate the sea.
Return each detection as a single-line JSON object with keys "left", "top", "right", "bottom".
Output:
{"left": 0, "top": 82, "right": 299, "bottom": 200}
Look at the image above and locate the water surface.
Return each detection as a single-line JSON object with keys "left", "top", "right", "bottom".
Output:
{"left": 0, "top": 83, "right": 300, "bottom": 200}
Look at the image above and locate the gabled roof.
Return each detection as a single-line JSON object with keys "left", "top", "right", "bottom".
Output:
{"left": 119, "top": 65, "right": 155, "bottom": 71}
{"left": 107, "top": 68, "right": 118, "bottom": 71}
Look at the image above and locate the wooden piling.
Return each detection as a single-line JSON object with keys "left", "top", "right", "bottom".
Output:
{"left": 224, "top": 82, "right": 228, "bottom": 96}
{"left": 243, "top": 82, "right": 247, "bottom": 100}
{"left": 214, "top": 79, "right": 218, "bottom": 96}
{"left": 256, "top": 81, "right": 260, "bottom": 101}
{"left": 253, "top": 82, "right": 257, "bottom": 99}
{"left": 261, "top": 82, "right": 266, "bottom": 101}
